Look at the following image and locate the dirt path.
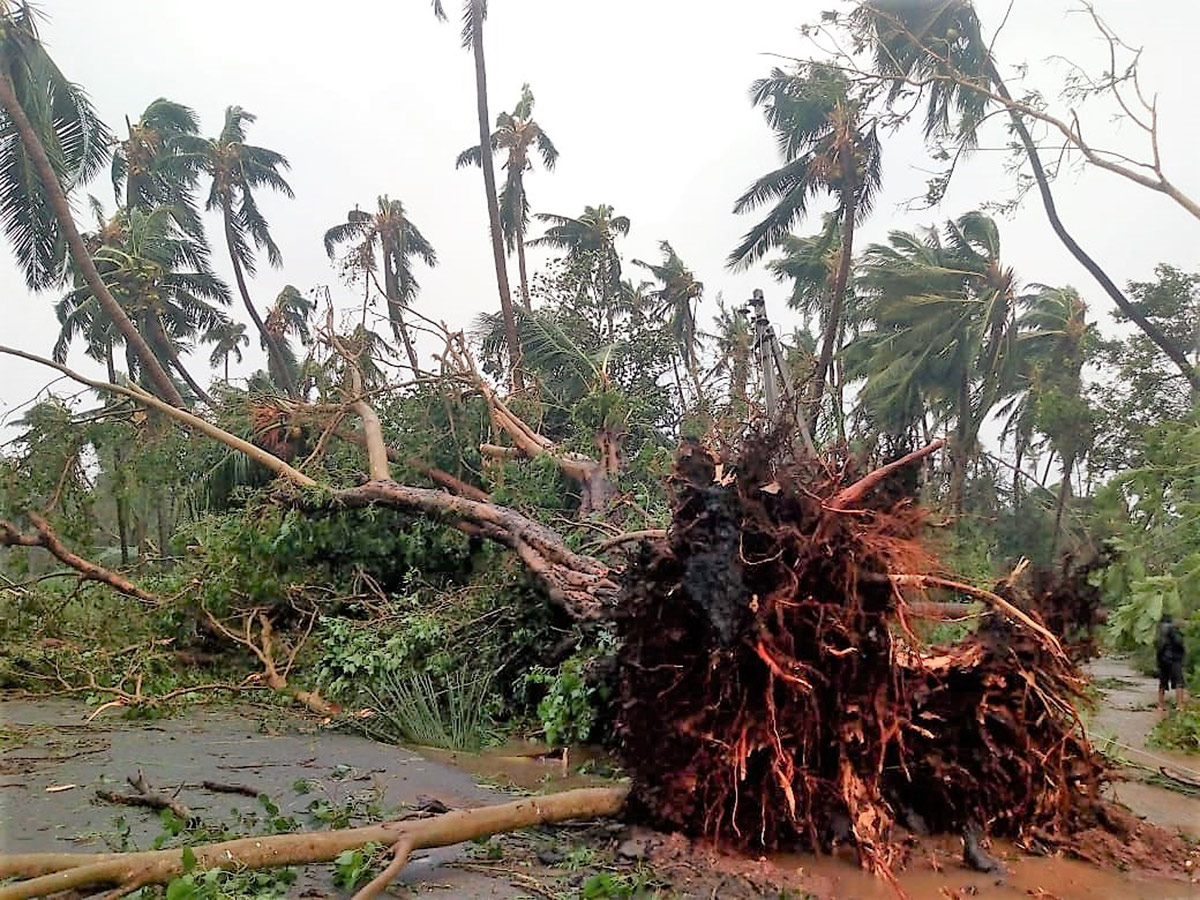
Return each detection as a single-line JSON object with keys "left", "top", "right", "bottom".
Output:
{"left": 1085, "top": 656, "right": 1200, "bottom": 838}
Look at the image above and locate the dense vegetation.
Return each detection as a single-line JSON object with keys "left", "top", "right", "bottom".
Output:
{"left": 0, "top": 0, "right": 1196, "bottom": 758}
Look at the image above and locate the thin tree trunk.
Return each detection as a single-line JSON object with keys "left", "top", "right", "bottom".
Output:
{"left": 0, "top": 74, "right": 184, "bottom": 408}
{"left": 224, "top": 354, "right": 229, "bottom": 384}
{"left": 986, "top": 61, "right": 1200, "bottom": 391}
{"left": 154, "top": 321, "right": 214, "bottom": 407}
{"left": 470, "top": 0, "right": 523, "bottom": 390}
{"left": 950, "top": 366, "right": 971, "bottom": 515}
{"left": 516, "top": 228, "right": 531, "bottom": 309}
{"left": 221, "top": 209, "right": 297, "bottom": 397}
{"left": 1051, "top": 451, "right": 1075, "bottom": 554}
{"left": 809, "top": 181, "right": 857, "bottom": 431}
{"left": 1012, "top": 438, "right": 1025, "bottom": 512}
{"left": 382, "top": 251, "right": 421, "bottom": 374}
{"left": 105, "top": 347, "right": 130, "bottom": 567}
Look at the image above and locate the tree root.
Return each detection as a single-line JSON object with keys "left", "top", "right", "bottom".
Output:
{"left": 0, "top": 786, "right": 629, "bottom": 899}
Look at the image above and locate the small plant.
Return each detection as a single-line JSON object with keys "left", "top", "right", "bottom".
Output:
{"left": 333, "top": 842, "right": 383, "bottom": 890}
{"left": 578, "top": 870, "right": 664, "bottom": 899}
{"left": 526, "top": 656, "right": 597, "bottom": 746}
{"left": 1148, "top": 702, "right": 1200, "bottom": 754}
{"left": 363, "top": 669, "right": 492, "bottom": 750}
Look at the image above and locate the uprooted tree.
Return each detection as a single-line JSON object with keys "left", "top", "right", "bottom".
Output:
{"left": 0, "top": 333, "right": 1191, "bottom": 896}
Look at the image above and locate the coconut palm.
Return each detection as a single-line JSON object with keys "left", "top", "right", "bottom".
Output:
{"left": 858, "top": 0, "right": 1198, "bottom": 391}
{"left": 633, "top": 241, "right": 704, "bottom": 398}
{"left": 202, "top": 320, "right": 249, "bottom": 384}
{"left": 111, "top": 98, "right": 204, "bottom": 237}
{"left": 530, "top": 205, "right": 630, "bottom": 339}
{"left": 730, "top": 64, "right": 882, "bottom": 426}
{"left": 1014, "top": 285, "right": 1093, "bottom": 547}
{"left": 457, "top": 83, "right": 558, "bottom": 309}
{"left": 323, "top": 196, "right": 436, "bottom": 374}
{"left": 263, "top": 285, "right": 316, "bottom": 393}
{"left": 55, "top": 205, "right": 232, "bottom": 406}
{"left": 0, "top": 2, "right": 182, "bottom": 404}
{"left": 847, "top": 211, "right": 1019, "bottom": 513}
{"left": 188, "top": 105, "right": 297, "bottom": 395}
{"left": 430, "top": 0, "right": 522, "bottom": 387}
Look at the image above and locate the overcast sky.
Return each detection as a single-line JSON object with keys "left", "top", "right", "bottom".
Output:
{"left": 1, "top": 0, "right": 1197, "bottom": 431}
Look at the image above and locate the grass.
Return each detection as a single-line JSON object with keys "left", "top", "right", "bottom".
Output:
{"left": 362, "top": 669, "right": 493, "bottom": 751}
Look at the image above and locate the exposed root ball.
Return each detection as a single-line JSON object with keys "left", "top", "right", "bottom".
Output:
{"left": 614, "top": 438, "right": 1143, "bottom": 883}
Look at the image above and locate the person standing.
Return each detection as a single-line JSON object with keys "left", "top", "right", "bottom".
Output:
{"left": 1155, "top": 613, "right": 1186, "bottom": 713}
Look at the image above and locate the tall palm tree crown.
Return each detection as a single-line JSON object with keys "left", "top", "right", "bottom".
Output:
{"left": 111, "top": 98, "right": 204, "bottom": 237}
{"left": 457, "top": 83, "right": 558, "bottom": 307}
{"left": 324, "top": 196, "right": 437, "bottom": 374}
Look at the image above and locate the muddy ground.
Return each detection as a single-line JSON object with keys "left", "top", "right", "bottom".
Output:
{"left": 1, "top": 657, "right": 1197, "bottom": 899}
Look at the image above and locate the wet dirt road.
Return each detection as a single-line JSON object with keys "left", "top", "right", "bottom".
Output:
{"left": 2, "top": 667, "right": 1198, "bottom": 899}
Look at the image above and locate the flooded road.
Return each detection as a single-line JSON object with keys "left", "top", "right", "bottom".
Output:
{"left": 2, "top": 666, "right": 1198, "bottom": 899}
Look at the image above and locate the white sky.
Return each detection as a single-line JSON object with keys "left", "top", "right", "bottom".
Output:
{"left": 1, "top": 0, "right": 1197, "bottom": 431}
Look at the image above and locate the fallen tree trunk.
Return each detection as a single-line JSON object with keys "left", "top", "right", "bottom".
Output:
{"left": 0, "top": 786, "right": 629, "bottom": 900}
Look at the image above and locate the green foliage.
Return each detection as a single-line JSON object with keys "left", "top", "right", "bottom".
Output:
{"left": 1148, "top": 703, "right": 1200, "bottom": 755}
{"left": 332, "top": 843, "right": 383, "bottom": 890}
{"left": 525, "top": 655, "right": 601, "bottom": 746}
{"left": 362, "top": 669, "right": 493, "bottom": 751}
{"left": 578, "top": 869, "right": 665, "bottom": 899}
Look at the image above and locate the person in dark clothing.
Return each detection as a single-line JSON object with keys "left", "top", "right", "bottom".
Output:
{"left": 1155, "top": 613, "right": 1186, "bottom": 712}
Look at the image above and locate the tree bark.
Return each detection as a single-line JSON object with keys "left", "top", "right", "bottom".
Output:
{"left": 0, "top": 74, "right": 184, "bottom": 407}
{"left": 1051, "top": 451, "right": 1074, "bottom": 554}
{"left": 0, "top": 512, "right": 159, "bottom": 605}
{"left": 950, "top": 364, "right": 971, "bottom": 515}
{"left": 516, "top": 228, "right": 531, "bottom": 309}
{"left": 147, "top": 314, "right": 214, "bottom": 406}
{"left": 470, "top": 0, "right": 524, "bottom": 390}
{"left": 0, "top": 787, "right": 629, "bottom": 899}
{"left": 382, "top": 244, "right": 422, "bottom": 374}
{"left": 221, "top": 207, "right": 298, "bottom": 397}
{"left": 986, "top": 61, "right": 1200, "bottom": 391}
{"left": 809, "top": 167, "right": 857, "bottom": 432}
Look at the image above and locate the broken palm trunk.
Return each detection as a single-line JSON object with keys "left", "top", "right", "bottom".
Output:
{"left": 613, "top": 436, "right": 1176, "bottom": 883}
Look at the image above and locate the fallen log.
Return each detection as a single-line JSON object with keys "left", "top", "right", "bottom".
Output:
{"left": 0, "top": 786, "right": 629, "bottom": 900}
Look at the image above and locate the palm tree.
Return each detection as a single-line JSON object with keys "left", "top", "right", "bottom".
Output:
{"left": 859, "top": 0, "right": 1199, "bottom": 391}
{"left": 430, "top": 0, "right": 522, "bottom": 387}
{"left": 188, "top": 106, "right": 297, "bottom": 396}
{"left": 633, "top": 241, "right": 704, "bottom": 400}
{"left": 203, "top": 320, "right": 249, "bottom": 384}
{"left": 111, "top": 98, "right": 204, "bottom": 237}
{"left": 263, "top": 285, "right": 316, "bottom": 393}
{"left": 323, "top": 196, "right": 437, "bottom": 374}
{"left": 729, "top": 64, "right": 882, "bottom": 427}
{"left": 0, "top": 2, "right": 182, "bottom": 405}
{"left": 457, "top": 83, "right": 558, "bottom": 309}
{"left": 55, "top": 205, "right": 232, "bottom": 406}
{"left": 848, "top": 211, "right": 1019, "bottom": 513}
{"left": 1014, "top": 285, "right": 1093, "bottom": 548}
{"left": 529, "top": 204, "right": 630, "bottom": 339}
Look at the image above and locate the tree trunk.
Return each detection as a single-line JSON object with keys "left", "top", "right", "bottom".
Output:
{"left": 149, "top": 316, "right": 214, "bottom": 407}
{"left": 809, "top": 181, "right": 857, "bottom": 432}
{"left": 470, "top": 0, "right": 523, "bottom": 390}
{"left": 1012, "top": 438, "right": 1025, "bottom": 512}
{"left": 516, "top": 228, "right": 531, "bottom": 309}
{"left": 986, "top": 61, "right": 1200, "bottom": 391}
{"left": 1051, "top": 451, "right": 1075, "bottom": 554}
{"left": 382, "top": 249, "right": 421, "bottom": 374}
{"left": 221, "top": 208, "right": 297, "bottom": 397}
{"left": 950, "top": 366, "right": 971, "bottom": 515}
{"left": 0, "top": 74, "right": 184, "bottom": 408}
{"left": 104, "top": 347, "right": 131, "bottom": 566}
{"left": 224, "top": 353, "right": 229, "bottom": 384}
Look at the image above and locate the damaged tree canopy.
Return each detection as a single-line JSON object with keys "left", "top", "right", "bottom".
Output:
{"left": 614, "top": 435, "right": 1186, "bottom": 884}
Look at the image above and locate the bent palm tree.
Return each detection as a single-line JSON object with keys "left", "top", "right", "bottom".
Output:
{"left": 263, "top": 285, "right": 316, "bottom": 393}
{"left": 859, "top": 0, "right": 1199, "bottom": 391}
{"left": 849, "top": 211, "right": 1019, "bottom": 513}
{"left": 55, "top": 206, "right": 233, "bottom": 406}
{"left": 431, "top": 0, "right": 522, "bottom": 387}
{"left": 730, "top": 64, "right": 882, "bottom": 428}
{"left": 457, "top": 83, "right": 558, "bottom": 309}
{"left": 323, "top": 196, "right": 437, "bottom": 374}
{"left": 0, "top": 2, "right": 182, "bottom": 405}
{"left": 111, "top": 98, "right": 204, "bottom": 237}
{"left": 189, "top": 106, "right": 297, "bottom": 396}
{"left": 633, "top": 241, "right": 704, "bottom": 395}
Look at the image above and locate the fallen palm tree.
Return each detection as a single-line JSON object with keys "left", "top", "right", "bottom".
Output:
{"left": 614, "top": 435, "right": 1190, "bottom": 887}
